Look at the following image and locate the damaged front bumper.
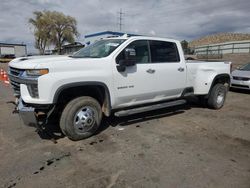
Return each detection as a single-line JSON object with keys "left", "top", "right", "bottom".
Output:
{"left": 18, "top": 98, "right": 37, "bottom": 127}
{"left": 17, "top": 98, "right": 55, "bottom": 128}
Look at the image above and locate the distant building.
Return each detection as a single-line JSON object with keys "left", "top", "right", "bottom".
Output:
{"left": 84, "top": 31, "right": 140, "bottom": 45}
{"left": 61, "top": 42, "right": 84, "bottom": 54}
{"left": 0, "top": 42, "right": 27, "bottom": 58}
{"left": 52, "top": 42, "right": 84, "bottom": 55}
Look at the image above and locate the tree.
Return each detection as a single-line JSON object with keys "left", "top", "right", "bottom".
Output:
{"left": 49, "top": 11, "right": 79, "bottom": 54}
{"left": 29, "top": 11, "right": 52, "bottom": 54}
{"left": 29, "top": 11, "right": 79, "bottom": 55}
{"left": 181, "top": 40, "right": 194, "bottom": 54}
{"left": 181, "top": 40, "right": 189, "bottom": 54}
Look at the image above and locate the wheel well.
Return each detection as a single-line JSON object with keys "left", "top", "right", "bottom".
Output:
{"left": 208, "top": 74, "right": 230, "bottom": 96}
{"left": 213, "top": 74, "right": 230, "bottom": 85}
{"left": 54, "top": 84, "right": 111, "bottom": 116}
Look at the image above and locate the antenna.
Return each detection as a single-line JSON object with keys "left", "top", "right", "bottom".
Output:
{"left": 117, "top": 8, "right": 125, "bottom": 31}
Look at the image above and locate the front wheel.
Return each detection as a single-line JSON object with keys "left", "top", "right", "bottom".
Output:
{"left": 60, "top": 96, "right": 102, "bottom": 141}
{"left": 207, "top": 83, "right": 227, "bottom": 109}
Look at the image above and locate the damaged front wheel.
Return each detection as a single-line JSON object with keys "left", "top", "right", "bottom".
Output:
{"left": 59, "top": 96, "right": 102, "bottom": 141}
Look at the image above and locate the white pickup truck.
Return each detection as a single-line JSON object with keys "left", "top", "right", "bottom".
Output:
{"left": 8, "top": 36, "right": 232, "bottom": 140}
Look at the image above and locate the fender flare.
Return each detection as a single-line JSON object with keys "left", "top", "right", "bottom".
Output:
{"left": 208, "top": 73, "right": 231, "bottom": 96}
{"left": 53, "top": 81, "right": 112, "bottom": 116}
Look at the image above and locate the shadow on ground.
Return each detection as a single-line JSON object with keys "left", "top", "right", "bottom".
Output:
{"left": 37, "top": 115, "right": 65, "bottom": 142}
{"left": 39, "top": 97, "right": 207, "bottom": 142}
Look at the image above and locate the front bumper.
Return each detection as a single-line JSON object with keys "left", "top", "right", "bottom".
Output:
{"left": 231, "top": 79, "right": 250, "bottom": 90}
{"left": 18, "top": 99, "right": 37, "bottom": 127}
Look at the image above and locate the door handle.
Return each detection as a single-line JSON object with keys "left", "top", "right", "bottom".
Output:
{"left": 178, "top": 67, "right": 185, "bottom": 72}
{"left": 146, "top": 69, "right": 155, "bottom": 74}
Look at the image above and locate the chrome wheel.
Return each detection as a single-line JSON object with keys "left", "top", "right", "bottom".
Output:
{"left": 73, "top": 106, "right": 96, "bottom": 133}
{"left": 216, "top": 90, "right": 225, "bottom": 105}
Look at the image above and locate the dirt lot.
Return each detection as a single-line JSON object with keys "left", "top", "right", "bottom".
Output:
{"left": 0, "top": 63, "right": 250, "bottom": 188}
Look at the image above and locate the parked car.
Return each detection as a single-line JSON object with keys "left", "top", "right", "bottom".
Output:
{"left": 231, "top": 63, "right": 250, "bottom": 90}
{"left": 8, "top": 35, "right": 231, "bottom": 140}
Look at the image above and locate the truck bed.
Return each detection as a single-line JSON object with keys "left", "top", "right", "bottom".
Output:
{"left": 186, "top": 60, "right": 231, "bottom": 95}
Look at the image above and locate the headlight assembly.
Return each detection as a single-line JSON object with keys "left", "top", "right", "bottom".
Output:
{"left": 26, "top": 69, "right": 49, "bottom": 76}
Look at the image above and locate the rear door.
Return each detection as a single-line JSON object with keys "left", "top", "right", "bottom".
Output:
{"left": 148, "top": 40, "right": 186, "bottom": 98}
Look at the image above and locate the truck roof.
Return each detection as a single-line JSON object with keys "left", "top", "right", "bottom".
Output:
{"left": 104, "top": 35, "right": 180, "bottom": 43}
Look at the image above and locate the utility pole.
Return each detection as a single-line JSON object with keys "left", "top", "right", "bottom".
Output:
{"left": 118, "top": 8, "right": 124, "bottom": 31}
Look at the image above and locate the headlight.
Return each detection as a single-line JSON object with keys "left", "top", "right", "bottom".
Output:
{"left": 26, "top": 69, "right": 49, "bottom": 76}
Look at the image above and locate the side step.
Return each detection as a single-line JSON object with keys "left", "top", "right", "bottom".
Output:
{"left": 114, "top": 99, "right": 186, "bottom": 117}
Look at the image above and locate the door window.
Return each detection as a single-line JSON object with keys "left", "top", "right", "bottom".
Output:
{"left": 116, "top": 40, "right": 150, "bottom": 64}
{"left": 150, "top": 41, "right": 180, "bottom": 63}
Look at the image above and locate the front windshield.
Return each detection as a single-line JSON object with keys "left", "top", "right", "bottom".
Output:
{"left": 239, "top": 63, "right": 250, "bottom": 71}
{"left": 72, "top": 39, "right": 126, "bottom": 58}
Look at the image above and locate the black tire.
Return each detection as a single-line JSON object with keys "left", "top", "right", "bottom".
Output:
{"left": 60, "top": 96, "right": 102, "bottom": 141}
{"left": 207, "top": 83, "right": 227, "bottom": 109}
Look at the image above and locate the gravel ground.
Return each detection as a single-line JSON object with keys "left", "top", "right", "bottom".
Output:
{"left": 0, "top": 63, "right": 250, "bottom": 188}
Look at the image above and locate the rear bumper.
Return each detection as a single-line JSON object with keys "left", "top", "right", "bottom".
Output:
{"left": 18, "top": 99, "right": 37, "bottom": 127}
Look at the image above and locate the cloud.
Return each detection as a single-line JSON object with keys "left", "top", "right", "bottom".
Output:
{"left": 149, "top": 30, "right": 156, "bottom": 35}
{"left": 0, "top": 0, "right": 249, "bottom": 53}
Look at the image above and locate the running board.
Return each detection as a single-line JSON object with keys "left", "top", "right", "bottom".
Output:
{"left": 114, "top": 99, "right": 186, "bottom": 117}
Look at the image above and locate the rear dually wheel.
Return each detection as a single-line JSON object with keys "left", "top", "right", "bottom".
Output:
{"left": 207, "top": 83, "right": 227, "bottom": 109}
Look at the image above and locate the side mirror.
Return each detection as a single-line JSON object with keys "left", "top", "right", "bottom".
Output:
{"left": 117, "top": 48, "right": 136, "bottom": 72}
{"left": 124, "top": 48, "right": 136, "bottom": 65}
{"left": 117, "top": 60, "right": 126, "bottom": 72}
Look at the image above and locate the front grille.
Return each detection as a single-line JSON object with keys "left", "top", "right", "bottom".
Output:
{"left": 8, "top": 67, "right": 25, "bottom": 96}
{"left": 10, "top": 79, "right": 21, "bottom": 95}
{"left": 232, "top": 84, "right": 249, "bottom": 88}
{"left": 232, "top": 76, "right": 250, "bottom": 81}
{"left": 9, "top": 67, "right": 24, "bottom": 77}
{"left": 8, "top": 67, "right": 39, "bottom": 98}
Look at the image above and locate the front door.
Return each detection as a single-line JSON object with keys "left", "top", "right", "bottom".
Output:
{"left": 112, "top": 40, "right": 156, "bottom": 108}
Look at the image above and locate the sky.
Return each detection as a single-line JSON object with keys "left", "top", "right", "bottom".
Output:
{"left": 0, "top": 0, "right": 250, "bottom": 53}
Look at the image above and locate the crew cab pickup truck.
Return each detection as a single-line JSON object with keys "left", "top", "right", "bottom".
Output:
{"left": 8, "top": 36, "right": 231, "bottom": 140}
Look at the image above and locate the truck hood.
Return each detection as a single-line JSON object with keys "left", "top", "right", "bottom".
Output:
{"left": 9, "top": 55, "right": 73, "bottom": 69}
{"left": 232, "top": 70, "right": 250, "bottom": 78}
